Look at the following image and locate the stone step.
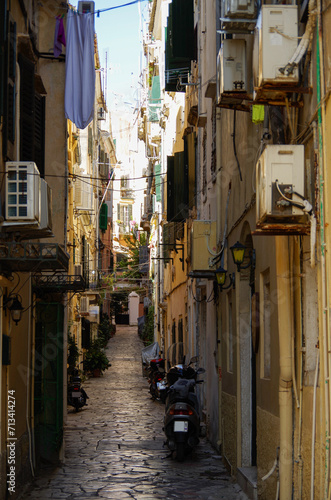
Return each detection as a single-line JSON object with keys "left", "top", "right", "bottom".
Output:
{"left": 237, "top": 466, "right": 258, "bottom": 500}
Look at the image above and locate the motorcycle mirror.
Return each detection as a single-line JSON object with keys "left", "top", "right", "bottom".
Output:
{"left": 197, "top": 367, "right": 205, "bottom": 374}
{"left": 189, "top": 356, "right": 199, "bottom": 364}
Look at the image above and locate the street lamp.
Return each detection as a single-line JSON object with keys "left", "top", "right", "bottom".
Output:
{"left": 4, "top": 294, "right": 24, "bottom": 326}
{"left": 230, "top": 241, "right": 256, "bottom": 273}
{"left": 215, "top": 266, "right": 235, "bottom": 291}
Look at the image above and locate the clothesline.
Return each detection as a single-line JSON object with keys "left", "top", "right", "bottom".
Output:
{"left": 61, "top": 0, "right": 148, "bottom": 17}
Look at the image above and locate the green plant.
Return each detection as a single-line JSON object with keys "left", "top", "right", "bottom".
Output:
{"left": 83, "top": 339, "right": 110, "bottom": 374}
{"left": 98, "top": 314, "right": 113, "bottom": 347}
{"left": 141, "top": 306, "right": 154, "bottom": 345}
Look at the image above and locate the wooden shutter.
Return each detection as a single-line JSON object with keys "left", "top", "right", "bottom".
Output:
{"left": 34, "top": 93, "right": 45, "bottom": 176}
{"left": 99, "top": 203, "right": 108, "bottom": 232}
{"left": 19, "top": 53, "right": 35, "bottom": 161}
{"left": 167, "top": 155, "right": 175, "bottom": 221}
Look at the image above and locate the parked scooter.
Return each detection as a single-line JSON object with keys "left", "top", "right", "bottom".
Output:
{"left": 67, "top": 369, "right": 89, "bottom": 412}
{"left": 148, "top": 357, "right": 168, "bottom": 403}
{"left": 163, "top": 344, "right": 205, "bottom": 461}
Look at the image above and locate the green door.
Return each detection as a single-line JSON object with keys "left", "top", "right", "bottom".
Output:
{"left": 34, "top": 303, "right": 64, "bottom": 466}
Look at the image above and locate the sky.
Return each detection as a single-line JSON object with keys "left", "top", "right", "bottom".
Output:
{"left": 77, "top": 0, "right": 149, "bottom": 111}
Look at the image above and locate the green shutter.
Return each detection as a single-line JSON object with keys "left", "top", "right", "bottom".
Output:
{"left": 99, "top": 203, "right": 108, "bottom": 232}
{"left": 19, "top": 53, "right": 35, "bottom": 161}
{"left": 34, "top": 93, "right": 46, "bottom": 176}
{"left": 154, "top": 164, "right": 161, "bottom": 202}
{"left": 167, "top": 156, "right": 175, "bottom": 221}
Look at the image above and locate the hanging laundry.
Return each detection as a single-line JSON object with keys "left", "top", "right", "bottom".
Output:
{"left": 54, "top": 16, "right": 66, "bottom": 57}
{"left": 65, "top": 10, "right": 95, "bottom": 129}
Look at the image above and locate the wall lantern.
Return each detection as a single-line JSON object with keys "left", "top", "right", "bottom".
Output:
{"left": 230, "top": 241, "right": 256, "bottom": 272}
{"left": 215, "top": 266, "right": 235, "bottom": 291}
{"left": 4, "top": 294, "right": 24, "bottom": 326}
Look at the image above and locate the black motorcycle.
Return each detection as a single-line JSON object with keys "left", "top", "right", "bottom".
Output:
{"left": 163, "top": 344, "right": 205, "bottom": 461}
{"left": 67, "top": 369, "right": 88, "bottom": 412}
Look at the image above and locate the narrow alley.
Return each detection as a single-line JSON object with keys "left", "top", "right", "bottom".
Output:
{"left": 20, "top": 326, "right": 248, "bottom": 500}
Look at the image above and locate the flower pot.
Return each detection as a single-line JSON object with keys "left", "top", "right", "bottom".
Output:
{"left": 93, "top": 368, "right": 101, "bottom": 378}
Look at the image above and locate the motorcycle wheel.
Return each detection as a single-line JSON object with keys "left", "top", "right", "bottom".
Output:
{"left": 176, "top": 443, "right": 185, "bottom": 462}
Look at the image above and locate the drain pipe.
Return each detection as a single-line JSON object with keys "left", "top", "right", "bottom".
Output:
{"left": 275, "top": 236, "right": 293, "bottom": 499}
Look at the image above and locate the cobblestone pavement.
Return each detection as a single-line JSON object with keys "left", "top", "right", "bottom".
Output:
{"left": 20, "top": 325, "right": 248, "bottom": 500}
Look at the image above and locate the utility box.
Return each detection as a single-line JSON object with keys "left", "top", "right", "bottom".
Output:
{"left": 256, "top": 145, "right": 307, "bottom": 225}
{"left": 217, "top": 39, "right": 247, "bottom": 103}
{"left": 253, "top": 5, "right": 299, "bottom": 88}
{"left": 191, "top": 221, "right": 217, "bottom": 271}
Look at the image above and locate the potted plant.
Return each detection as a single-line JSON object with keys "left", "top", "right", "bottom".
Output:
{"left": 83, "top": 339, "right": 111, "bottom": 377}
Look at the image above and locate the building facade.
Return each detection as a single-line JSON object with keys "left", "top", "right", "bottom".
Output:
{"left": 143, "top": 0, "right": 331, "bottom": 498}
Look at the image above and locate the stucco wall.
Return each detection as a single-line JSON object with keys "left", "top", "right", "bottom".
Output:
{"left": 221, "top": 391, "right": 237, "bottom": 471}
{"left": 256, "top": 407, "right": 279, "bottom": 500}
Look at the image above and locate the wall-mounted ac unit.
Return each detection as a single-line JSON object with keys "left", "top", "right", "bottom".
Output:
{"left": 253, "top": 5, "right": 299, "bottom": 89}
{"left": 39, "top": 179, "right": 52, "bottom": 233}
{"left": 256, "top": 145, "right": 307, "bottom": 225}
{"left": 224, "top": 0, "right": 256, "bottom": 19}
{"left": 78, "top": 1, "right": 94, "bottom": 14}
{"left": 5, "top": 162, "right": 40, "bottom": 222}
{"left": 217, "top": 40, "right": 247, "bottom": 105}
{"left": 80, "top": 296, "right": 89, "bottom": 315}
{"left": 191, "top": 221, "right": 217, "bottom": 272}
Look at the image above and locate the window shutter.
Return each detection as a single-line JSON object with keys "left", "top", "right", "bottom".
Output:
{"left": 34, "top": 93, "right": 45, "bottom": 177}
{"left": 167, "top": 156, "right": 175, "bottom": 221}
{"left": 3, "top": 17, "right": 16, "bottom": 153}
{"left": 99, "top": 203, "right": 108, "bottom": 232}
{"left": 88, "top": 127, "right": 93, "bottom": 156}
{"left": 128, "top": 204, "right": 133, "bottom": 222}
{"left": 19, "top": 53, "right": 35, "bottom": 161}
{"left": 154, "top": 164, "right": 161, "bottom": 202}
{"left": 117, "top": 203, "right": 121, "bottom": 221}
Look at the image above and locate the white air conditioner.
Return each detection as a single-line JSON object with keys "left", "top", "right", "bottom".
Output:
{"left": 80, "top": 296, "right": 89, "bottom": 315}
{"left": 224, "top": 0, "right": 256, "bottom": 19}
{"left": 5, "top": 162, "right": 40, "bottom": 222}
{"left": 217, "top": 40, "right": 247, "bottom": 105}
{"left": 256, "top": 145, "right": 307, "bottom": 225}
{"left": 39, "top": 179, "right": 52, "bottom": 233}
{"left": 253, "top": 5, "right": 299, "bottom": 89}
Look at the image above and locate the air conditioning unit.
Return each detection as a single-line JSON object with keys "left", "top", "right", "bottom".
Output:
{"left": 78, "top": 1, "right": 94, "bottom": 14}
{"left": 253, "top": 5, "right": 299, "bottom": 89}
{"left": 224, "top": 0, "right": 256, "bottom": 19}
{"left": 5, "top": 162, "right": 40, "bottom": 222}
{"left": 80, "top": 296, "right": 89, "bottom": 315}
{"left": 256, "top": 145, "right": 307, "bottom": 225}
{"left": 217, "top": 40, "right": 247, "bottom": 105}
{"left": 191, "top": 221, "right": 217, "bottom": 272}
{"left": 39, "top": 179, "right": 52, "bottom": 233}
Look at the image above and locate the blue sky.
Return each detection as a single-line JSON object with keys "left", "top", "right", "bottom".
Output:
{"left": 71, "top": 0, "right": 148, "bottom": 109}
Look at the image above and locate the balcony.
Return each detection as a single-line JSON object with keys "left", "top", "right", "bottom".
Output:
{"left": 0, "top": 242, "right": 69, "bottom": 273}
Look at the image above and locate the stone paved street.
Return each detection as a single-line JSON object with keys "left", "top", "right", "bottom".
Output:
{"left": 20, "top": 325, "right": 248, "bottom": 500}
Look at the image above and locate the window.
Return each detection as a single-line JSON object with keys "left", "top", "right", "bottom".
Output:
{"left": 261, "top": 269, "right": 271, "bottom": 378}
